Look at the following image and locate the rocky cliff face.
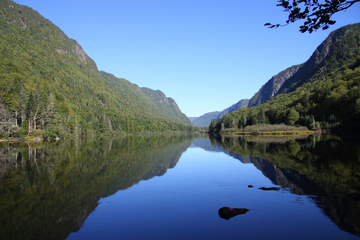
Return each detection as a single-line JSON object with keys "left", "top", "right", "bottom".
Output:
{"left": 277, "top": 23, "right": 360, "bottom": 94}
{"left": 247, "top": 23, "right": 360, "bottom": 107}
{"left": 248, "top": 65, "right": 301, "bottom": 107}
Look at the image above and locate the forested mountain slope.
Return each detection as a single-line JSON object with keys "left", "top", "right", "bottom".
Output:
{"left": 0, "top": 0, "right": 194, "bottom": 137}
{"left": 210, "top": 23, "right": 360, "bottom": 133}
{"left": 248, "top": 23, "right": 360, "bottom": 108}
{"left": 140, "top": 87, "right": 192, "bottom": 125}
{"left": 278, "top": 23, "right": 360, "bottom": 95}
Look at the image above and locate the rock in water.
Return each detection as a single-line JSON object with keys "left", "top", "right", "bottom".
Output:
{"left": 258, "top": 187, "right": 280, "bottom": 191}
{"left": 218, "top": 207, "right": 249, "bottom": 220}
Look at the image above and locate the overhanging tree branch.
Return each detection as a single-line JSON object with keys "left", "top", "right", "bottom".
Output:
{"left": 265, "top": 0, "right": 360, "bottom": 33}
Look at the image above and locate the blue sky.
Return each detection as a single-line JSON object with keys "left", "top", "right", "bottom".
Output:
{"left": 13, "top": 0, "right": 360, "bottom": 117}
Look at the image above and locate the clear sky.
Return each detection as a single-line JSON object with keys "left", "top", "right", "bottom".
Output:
{"left": 13, "top": 0, "right": 360, "bottom": 117}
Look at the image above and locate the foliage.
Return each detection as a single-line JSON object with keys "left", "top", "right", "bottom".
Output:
{"left": 286, "top": 108, "right": 300, "bottom": 125}
{"left": 0, "top": 0, "right": 196, "bottom": 138}
{"left": 209, "top": 23, "right": 360, "bottom": 134}
{"left": 265, "top": 0, "right": 360, "bottom": 33}
{"left": 209, "top": 62, "right": 360, "bottom": 133}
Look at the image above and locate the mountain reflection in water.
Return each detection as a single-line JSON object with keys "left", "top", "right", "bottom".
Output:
{"left": 206, "top": 134, "right": 360, "bottom": 236}
{"left": 0, "top": 135, "right": 196, "bottom": 240}
{"left": 0, "top": 133, "right": 359, "bottom": 239}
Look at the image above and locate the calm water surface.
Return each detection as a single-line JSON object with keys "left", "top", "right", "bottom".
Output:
{"left": 0, "top": 134, "right": 359, "bottom": 239}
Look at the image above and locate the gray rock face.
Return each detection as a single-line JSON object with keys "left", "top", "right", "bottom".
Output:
{"left": 248, "top": 65, "right": 301, "bottom": 107}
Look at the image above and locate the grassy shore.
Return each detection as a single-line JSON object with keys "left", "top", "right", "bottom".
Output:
{"left": 221, "top": 124, "right": 317, "bottom": 136}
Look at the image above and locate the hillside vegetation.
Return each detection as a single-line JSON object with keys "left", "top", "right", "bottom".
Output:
{"left": 0, "top": 0, "right": 195, "bottom": 138}
{"left": 210, "top": 23, "right": 360, "bottom": 134}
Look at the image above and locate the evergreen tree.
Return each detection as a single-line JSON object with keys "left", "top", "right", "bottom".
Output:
{"left": 26, "top": 91, "right": 36, "bottom": 135}
{"left": 251, "top": 117, "right": 258, "bottom": 125}
{"left": 44, "top": 93, "right": 62, "bottom": 136}
{"left": 209, "top": 119, "right": 216, "bottom": 132}
{"left": 238, "top": 111, "right": 247, "bottom": 129}
{"left": 32, "top": 86, "right": 42, "bottom": 130}
{"left": 18, "top": 82, "right": 26, "bottom": 126}
{"left": 259, "top": 107, "right": 266, "bottom": 124}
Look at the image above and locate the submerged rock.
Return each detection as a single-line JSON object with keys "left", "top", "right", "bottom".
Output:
{"left": 218, "top": 207, "right": 249, "bottom": 220}
{"left": 248, "top": 185, "right": 254, "bottom": 188}
{"left": 258, "top": 187, "right": 280, "bottom": 191}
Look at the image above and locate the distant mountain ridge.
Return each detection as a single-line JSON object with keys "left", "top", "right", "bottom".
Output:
{"left": 192, "top": 111, "right": 221, "bottom": 127}
{"left": 217, "top": 99, "right": 250, "bottom": 119}
{"left": 191, "top": 99, "right": 249, "bottom": 127}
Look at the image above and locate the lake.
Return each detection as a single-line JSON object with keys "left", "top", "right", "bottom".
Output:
{"left": 0, "top": 134, "right": 359, "bottom": 240}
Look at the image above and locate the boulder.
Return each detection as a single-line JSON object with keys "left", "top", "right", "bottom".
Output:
{"left": 218, "top": 207, "right": 249, "bottom": 220}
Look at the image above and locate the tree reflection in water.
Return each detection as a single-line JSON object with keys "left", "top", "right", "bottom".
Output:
{"left": 0, "top": 134, "right": 200, "bottom": 240}
{"left": 1, "top": 133, "right": 359, "bottom": 239}
{"left": 208, "top": 133, "right": 360, "bottom": 236}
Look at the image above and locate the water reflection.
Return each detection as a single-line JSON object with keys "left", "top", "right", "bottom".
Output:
{"left": 0, "top": 134, "right": 202, "bottom": 240}
{"left": 207, "top": 134, "right": 360, "bottom": 237}
{"left": 1, "top": 133, "right": 360, "bottom": 239}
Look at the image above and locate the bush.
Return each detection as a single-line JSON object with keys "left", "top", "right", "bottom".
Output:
{"left": 43, "top": 131, "right": 58, "bottom": 139}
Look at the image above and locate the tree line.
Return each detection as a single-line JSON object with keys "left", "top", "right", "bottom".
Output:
{"left": 209, "top": 61, "right": 360, "bottom": 134}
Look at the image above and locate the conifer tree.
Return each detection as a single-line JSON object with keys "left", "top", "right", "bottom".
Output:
{"left": 259, "top": 107, "right": 266, "bottom": 124}
{"left": 32, "top": 86, "right": 42, "bottom": 130}
{"left": 26, "top": 91, "right": 35, "bottom": 135}
{"left": 44, "top": 93, "right": 62, "bottom": 135}
{"left": 18, "top": 82, "right": 26, "bottom": 126}
{"left": 238, "top": 111, "right": 247, "bottom": 129}
{"left": 231, "top": 117, "right": 236, "bottom": 128}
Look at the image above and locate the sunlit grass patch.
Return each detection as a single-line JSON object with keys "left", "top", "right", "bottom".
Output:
{"left": 222, "top": 124, "right": 315, "bottom": 136}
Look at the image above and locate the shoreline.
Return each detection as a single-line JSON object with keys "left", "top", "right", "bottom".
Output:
{"left": 228, "top": 130, "right": 317, "bottom": 136}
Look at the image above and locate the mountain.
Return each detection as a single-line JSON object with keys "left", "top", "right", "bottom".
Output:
{"left": 188, "top": 117, "right": 197, "bottom": 122}
{"left": 0, "top": 0, "right": 195, "bottom": 136}
{"left": 278, "top": 24, "right": 360, "bottom": 94}
{"left": 192, "top": 99, "right": 249, "bottom": 127}
{"left": 192, "top": 111, "right": 221, "bottom": 127}
{"left": 217, "top": 99, "right": 250, "bottom": 119}
{"left": 209, "top": 23, "right": 360, "bottom": 132}
{"left": 248, "top": 65, "right": 301, "bottom": 107}
{"left": 248, "top": 23, "right": 360, "bottom": 107}
{"left": 140, "top": 87, "right": 192, "bottom": 125}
